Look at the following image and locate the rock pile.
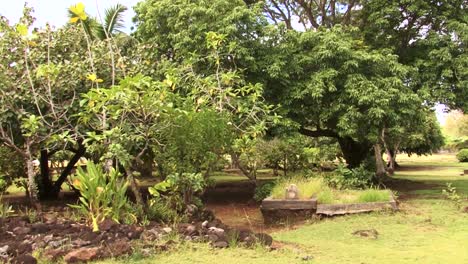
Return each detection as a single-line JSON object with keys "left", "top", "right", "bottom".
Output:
{"left": 0, "top": 210, "right": 272, "bottom": 263}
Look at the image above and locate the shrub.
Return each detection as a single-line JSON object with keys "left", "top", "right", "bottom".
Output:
{"left": 0, "top": 177, "right": 7, "bottom": 194}
{"left": 253, "top": 182, "right": 275, "bottom": 202}
{"left": 69, "top": 162, "right": 130, "bottom": 232}
{"left": 147, "top": 197, "right": 180, "bottom": 223}
{"left": 0, "top": 146, "right": 25, "bottom": 193}
{"left": 165, "top": 172, "right": 206, "bottom": 205}
{"left": 326, "top": 164, "right": 374, "bottom": 189}
{"left": 442, "top": 182, "right": 463, "bottom": 208}
{"left": 0, "top": 195, "right": 13, "bottom": 219}
{"left": 148, "top": 172, "right": 207, "bottom": 221}
{"left": 456, "top": 149, "right": 468, "bottom": 162}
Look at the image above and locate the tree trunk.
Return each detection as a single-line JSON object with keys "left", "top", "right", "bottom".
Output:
{"left": 125, "top": 167, "right": 144, "bottom": 207}
{"left": 338, "top": 137, "right": 372, "bottom": 168}
{"left": 386, "top": 148, "right": 396, "bottom": 175}
{"left": 231, "top": 152, "right": 257, "bottom": 185}
{"left": 25, "top": 146, "right": 40, "bottom": 210}
{"left": 37, "top": 149, "right": 54, "bottom": 200}
{"left": 374, "top": 144, "right": 387, "bottom": 183}
{"left": 50, "top": 143, "right": 86, "bottom": 199}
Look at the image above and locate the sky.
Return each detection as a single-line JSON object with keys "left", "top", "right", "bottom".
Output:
{"left": 0, "top": 0, "right": 450, "bottom": 125}
{"left": 0, "top": 0, "right": 140, "bottom": 32}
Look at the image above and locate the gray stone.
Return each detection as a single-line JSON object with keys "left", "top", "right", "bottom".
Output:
{"left": 213, "top": 241, "right": 229, "bottom": 248}
{"left": 255, "top": 233, "right": 273, "bottom": 246}
{"left": 48, "top": 238, "right": 68, "bottom": 248}
{"left": 13, "top": 226, "right": 31, "bottom": 235}
{"left": 206, "top": 234, "right": 219, "bottom": 242}
{"left": 0, "top": 245, "right": 8, "bottom": 259}
{"left": 162, "top": 227, "right": 172, "bottom": 234}
{"left": 208, "top": 227, "right": 225, "bottom": 237}
{"left": 31, "top": 223, "right": 50, "bottom": 233}
{"left": 11, "top": 254, "right": 37, "bottom": 264}
{"left": 72, "top": 239, "right": 91, "bottom": 247}
{"left": 43, "top": 234, "right": 54, "bottom": 243}
{"left": 352, "top": 229, "right": 379, "bottom": 239}
{"left": 185, "top": 224, "right": 197, "bottom": 235}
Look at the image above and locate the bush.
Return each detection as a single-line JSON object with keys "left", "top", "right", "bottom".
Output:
{"left": 147, "top": 197, "right": 181, "bottom": 223}
{"left": 0, "top": 196, "right": 14, "bottom": 219}
{"left": 0, "top": 177, "right": 7, "bottom": 194}
{"left": 456, "top": 149, "right": 468, "bottom": 162}
{"left": 326, "top": 164, "right": 374, "bottom": 189}
{"left": 0, "top": 146, "right": 26, "bottom": 193}
{"left": 69, "top": 162, "right": 130, "bottom": 231}
{"left": 148, "top": 172, "right": 207, "bottom": 221}
{"left": 253, "top": 182, "right": 275, "bottom": 202}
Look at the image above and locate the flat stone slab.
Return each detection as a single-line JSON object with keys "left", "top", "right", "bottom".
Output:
{"left": 316, "top": 196, "right": 398, "bottom": 216}
{"left": 261, "top": 197, "right": 317, "bottom": 210}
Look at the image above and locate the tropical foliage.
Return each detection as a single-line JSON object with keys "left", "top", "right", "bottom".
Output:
{"left": 0, "top": 0, "right": 465, "bottom": 230}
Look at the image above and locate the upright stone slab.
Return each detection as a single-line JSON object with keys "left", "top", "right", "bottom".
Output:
{"left": 260, "top": 197, "right": 317, "bottom": 225}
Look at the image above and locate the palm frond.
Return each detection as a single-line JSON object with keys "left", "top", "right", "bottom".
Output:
{"left": 96, "top": 4, "right": 128, "bottom": 40}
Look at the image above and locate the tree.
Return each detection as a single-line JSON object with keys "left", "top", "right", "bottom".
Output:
{"left": 360, "top": 0, "right": 467, "bottom": 111}
{"left": 0, "top": 8, "right": 93, "bottom": 203}
{"left": 133, "top": 0, "right": 268, "bottom": 80}
{"left": 383, "top": 110, "right": 445, "bottom": 173}
{"left": 257, "top": 0, "right": 466, "bottom": 173}
{"left": 263, "top": 27, "right": 421, "bottom": 174}
{"left": 444, "top": 110, "right": 468, "bottom": 138}
{"left": 259, "top": 0, "right": 361, "bottom": 30}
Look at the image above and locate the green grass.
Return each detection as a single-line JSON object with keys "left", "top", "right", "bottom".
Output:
{"left": 269, "top": 177, "right": 390, "bottom": 204}
{"left": 357, "top": 189, "right": 391, "bottom": 203}
{"left": 94, "top": 243, "right": 305, "bottom": 264}
{"left": 94, "top": 202, "right": 468, "bottom": 264}
{"left": 273, "top": 199, "right": 468, "bottom": 264}
{"left": 270, "top": 177, "right": 325, "bottom": 200}
{"left": 28, "top": 153, "right": 468, "bottom": 263}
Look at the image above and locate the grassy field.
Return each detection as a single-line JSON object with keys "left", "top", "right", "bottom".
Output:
{"left": 91, "top": 153, "right": 468, "bottom": 264}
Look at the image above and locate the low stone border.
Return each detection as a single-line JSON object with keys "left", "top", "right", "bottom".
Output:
{"left": 316, "top": 196, "right": 398, "bottom": 216}
{"left": 261, "top": 197, "right": 317, "bottom": 210}
{"left": 260, "top": 197, "right": 317, "bottom": 225}
{"left": 261, "top": 195, "right": 398, "bottom": 224}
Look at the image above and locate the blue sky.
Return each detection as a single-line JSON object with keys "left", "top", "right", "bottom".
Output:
{"left": 0, "top": 0, "right": 139, "bottom": 32}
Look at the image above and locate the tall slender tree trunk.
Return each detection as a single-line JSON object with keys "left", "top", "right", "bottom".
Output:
{"left": 374, "top": 144, "right": 387, "bottom": 183}
{"left": 386, "top": 148, "right": 395, "bottom": 175}
{"left": 25, "top": 143, "right": 40, "bottom": 210}
{"left": 38, "top": 149, "right": 54, "bottom": 200}
{"left": 125, "top": 167, "right": 144, "bottom": 207}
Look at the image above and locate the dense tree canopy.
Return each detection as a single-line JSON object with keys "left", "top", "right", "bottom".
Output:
{"left": 0, "top": 0, "right": 466, "bottom": 202}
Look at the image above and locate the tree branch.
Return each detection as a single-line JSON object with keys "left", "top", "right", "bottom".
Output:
{"left": 299, "top": 127, "right": 339, "bottom": 138}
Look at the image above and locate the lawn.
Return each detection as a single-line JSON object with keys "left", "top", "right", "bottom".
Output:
{"left": 92, "top": 153, "right": 468, "bottom": 264}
